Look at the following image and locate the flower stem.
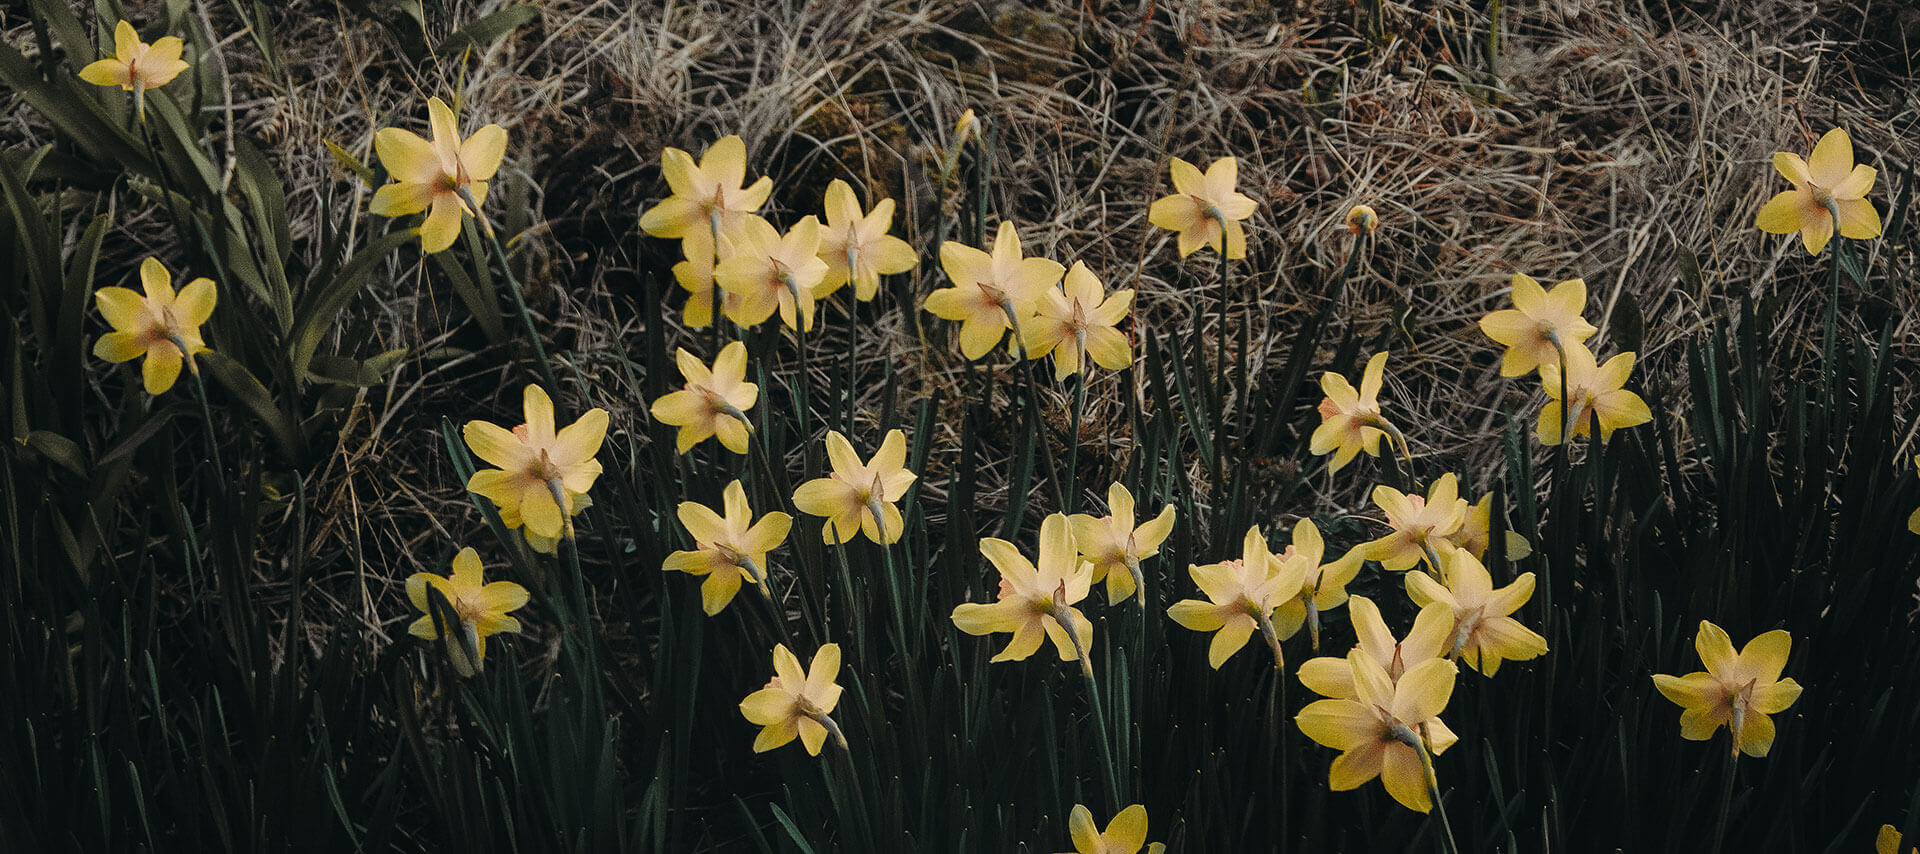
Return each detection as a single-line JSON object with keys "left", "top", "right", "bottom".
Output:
{"left": 1064, "top": 366, "right": 1088, "bottom": 514}
{"left": 482, "top": 228, "right": 563, "bottom": 406}
{"left": 1710, "top": 749, "right": 1736, "bottom": 854}
{"left": 188, "top": 369, "right": 226, "bottom": 484}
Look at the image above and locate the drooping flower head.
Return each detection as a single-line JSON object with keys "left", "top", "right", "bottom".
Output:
{"left": 464, "top": 385, "right": 609, "bottom": 553}
{"left": 640, "top": 135, "right": 773, "bottom": 259}
{"left": 93, "top": 257, "right": 214, "bottom": 395}
{"left": 1067, "top": 482, "right": 1176, "bottom": 606}
{"left": 739, "top": 643, "right": 846, "bottom": 755}
{"left": 1295, "top": 649, "right": 1459, "bottom": 813}
{"left": 716, "top": 215, "right": 832, "bottom": 331}
{"left": 664, "top": 481, "right": 792, "bottom": 615}
{"left": 1406, "top": 550, "right": 1548, "bottom": 676}
{"left": 951, "top": 514, "right": 1096, "bottom": 669}
{"left": 1443, "top": 491, "right": 1534, "bottom": 563}
{"left": 369, "top": 97, "right": 508, "bottom": 253}
{"left": 1755, "top": 128, "right": 1881, "bottom": 256}
{"left": 406, "top": 547, "right": 529, "bottom": 677}
{"left": 78, "top": 21, "right": 189, "bottom": 119}
{"left": 1167, "top": 526, "right": 1307, "bottom": 670}
{"left": 1345, "top": 204, "right": 1379, "bottom": 236}
{"left": 1360, "top": 473, "right": 1470, "bottom": 572}
{"left": 1148, "top": 156, "right": 1259, "bottom": 259}
{"left": 1298, "top": 596, "right": 1457, "bottom": 699}
{"left": 817, "top": 179, "right": 918, "bottom": 301}
{"left": 925, "top": 221, "right": 1065, "bottom": 359}
{"left": 792, "top": 429, "right": 916, "bottom": 545}
{"left": 650, "top": 342, "right": 757, "bottom": 454}
{"left": 1652, "top": 620, "right": 1803, "bottom": 758}
{"left": 1476, "top": 273, "right": 1598, "bottom": 378}
{"left": 1536, "top": 342, "right": 1652, "bottom": 446}
{"left": 1272, "top": 520, "right": 1365, "bottom": 652}
{"left": 1055, "top": 804, "right": 1167, "bottom": 854}
{"left": 1311, "top": 352, "right": 1395, "bottom": 473}
{"left": 1022, "top": 261, "right": 1134, "bottom": 380}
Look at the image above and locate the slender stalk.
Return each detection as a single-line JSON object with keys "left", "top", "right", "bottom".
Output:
{"left": 1709, "top": 749, "right": 1736, "bottom": 854}
{"left": 480, "top": 225, "right": 563, "bottom": 404}
{"left": 1054, "top": 601, "right": 1120, "bottom": 810}
{"left": 187, "top": 366, "right": 226, "bottom": 482}
{"left": 1064, "top": 364, "right": 1088, "bottom": 514}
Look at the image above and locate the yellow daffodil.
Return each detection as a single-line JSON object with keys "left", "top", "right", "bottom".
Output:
{"left": 1879, "top": 825, "right": 1916, "bottom": 854}
{"left": 1755, "top": 128, "right": 1881, "bottom": 256}
{"left": 1537, "top": 342, "right": 1652, "bottom": 446}
{"left": 1298, "top": 596, "right": 1457, "bottom": 699}
{"left": 1345, "top": 204, "right": 1379, "bottom": 235}
{"left": 925, "top": 221, "right": 1065, "bottom": 359}
{"left": 1167, "top": 526, "right": 1307, "bottom": 670}
{"left": 1444, "top": 492, "right": 1532, "bottom": 562}
{"left": 1311, "top": 352, "right": 1398, "bottom": 473}
{"left": 1652, "top": 620, "right": 1803, "bottom": 758}
{"left": 1360, "top": 473, "right": 1470, "bottom": 572}
{"left": 1272, "top": 520, "right": 1364, "bottom": 652}
{"left": 406, "top": 547, "right": 529, "bottom": 677}
{"left": 664, "top": 481, "right": 792, "bottom": 615}
{"left": 78, "top": 21, "right": 189, "bottom": 120}
{"left": 954, "top": 109, "right": 980, "bottom": 146}
{"left": 1148, "top": 156, "right": 1258, "bottom": 259}
{"left": 817, "top": 179, "right": 918, "bottom": 301}
{"left": 1476, "top": 273, "right": 1598, "bottom": 378}
{"left": 740, "top": 643, "right": 846, "bottom": 755}
{"left": 640, "top": 135, "right": 773, "bottom": 259}
{"left": 1406, "top": 550, "right": 1547, "bottom": 676}
{"left": 792, "top": 429, "right": 916, "bottom": 545}
{"left": 1296, "top": 649, "right": 1458, "bottom": 813}
{"left": 93, "top": 257, "right": 214, "bottom": 395}
{"left": 1909, "top": 460, "right": 1920, "bottom": 535}
{"left": 714, "top": 215, "right": 831, "bottom": 331}
{"left": 951, "top": 513, "right": 1096, "bottom": 667}
{"left": 649, "top": 342, "right": 757, "bottom": 454}
{"left": 369, "top": 97, "right": 507, "bottom": 254}
{"left": 464, "top": 384, "right": 609, "bottom": 553}
{"left": 1022, "top": 261, "right": 1134, "bottom": 380}
{"left": 672, "top": 242, "right": 743, "bottom": 328}
{"left": 1067, "top": 482, "right": 1176, "bottom": 605}
{"left": 1056, "top": 804, "right": 1166, "bottom": 854}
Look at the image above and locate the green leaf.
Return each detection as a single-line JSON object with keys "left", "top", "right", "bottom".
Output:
{"left": 22, "top": 430, "right": 87, "bottom": 478}
{"left": 291, "top": 229, "right": 414, "bottom": 380}
{"left": 436, "top": 4, "right": 541, "bottom": 57}
{"left": 199, "top": 352, "right": 304, "bottom": 459}
{"left": 323, "top": 139, "right": 378, "bottom": 187}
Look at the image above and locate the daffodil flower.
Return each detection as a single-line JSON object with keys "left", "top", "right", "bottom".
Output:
{"left": 1537, "top": 342, "right": 1652, "bottom": 446}
{"left": 1296, "top": 649, "right": 1459, "bottom": 813}
{"left": 817, "top": 179, "right": 918, "bottom": 301}
{"left": 671, "top": 242, "right": 743, "bottom": 328}
{"left": 925, "top": 221, "right": 1065, "bottom": 359}
{"left": 1311, "top": 352, "right": 1400, "bottom": 473}
{"left": 1298, "top": 596, "right": 1457, "bottom": 699}
{"left": 93, "top": 258, "right": 214, "bottom": 395}
{"left": 740, "top": 643, "right": 846, "bottom": 755}
{"left": 650, "top": 342, "right": 757, "bottom": 454}
{"left": 1359, "top": 473, "right": 1470, "bottom": 572}
{"left": 1345, "top": 204, "right": 1379, "bottom": 235}
{"left": 1147, "top": 156, "right": 1258, "bottom": 259}
{"left": 1443, "top": 492, "right": 1532, "bottom": 562}
{"left": 1652, "top": 620, "right": 1803, "bottom": 758}
{"left": 640, "top": 135, "right": 774, "bottom": 260}
{"left": 464, "top": 385, "right": 610, "bottom": 553}
{"left": 1022, "top": 261, "right": 1134, "bottom": 380}
{"left": 1878, "top": 825, "right": 1916, "bottom": 854}
{"left": 792, "top": 429, "right": 916, "bottom": 545}
{"left": 1167, "top": 526, "right": 1307, "bottom": 670}
{"left": 78, "top": 21, "right": 189, "bottom": 120}
{"left": 951, "top": 513, "right": 1097, "bottom": 668}
{"left": 1755, "top": 128, "right": 1880, "bottom": 256}
{"left": 369, "top": 97, "right": 507, "bottom": 254}
{"left": 1272, "top": 520, "right": 1364, "bottom": 652}
{"left": 715, "top": 215, "right": 832, "bottom": 331}
{"left": 664, "top": 481, "right": 792, "bottom": 615}
{"left": 406, "top": 547, "right": 529, "bottom": 677}
{"left": 1067, "top": 482, "right": 1176, "bottom": 606}
{"left": 1406, "top": 550, "right": 1548, "bottom": 676}
{"left": 1476, "top": 273, "right": 1598, "bottom": 378}
{"left": 1056, "top": 804, "right": 1166, "bottom": 854}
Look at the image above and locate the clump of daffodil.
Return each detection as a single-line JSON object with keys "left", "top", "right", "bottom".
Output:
{"left": 1360, "top": 473, "right": 1470, "bottom": 573}
{"left": 1311, "top": 352, "right": 1405, "bottom": 473}
{"left": 951, "top": 513, "right": 1097, "bottom": 670}
{"left": 650, "top": 342, "right": 757, "bottom": 454}
{"left": 1296, "top": 649, "right": 1459, "bottom": 813}
{"left": 1443, "top": 492, "right": 1532, "bottom": 563}
{"left": 464, "top": 384, "right": 609, "bottom": 553}
{"left": 664, "top": 481, "right": 792, "bottom": 615}
{"left": 1879, "top": 825, "right": 1916, "bottom": 854}
{"left": 740, "top": 643, "right": 846, "bottom": 756}
{"left": 1056, "top": 804, "right": 1166, "bottom": 854}
{"left": 1755, "top": 127, "right": 1881, "bottom": 256}
{"left": 1022, "top": 261, "right": 1134, "bottom": 380}
{"left": 925, "top": 221, "right": 1065, "bottom": 359}
{"left": 406, "top": 547, "right": 529, "bottom": 677}
{"left": 1407, "top": 550, "right": 1547, "bottom": 676}
{"left": 93, "top": 258, "right": 215, "bottom": 395}
{"left": 1653, "top": 620, "right": 1803, "bottom": 758}
{"left": 1167, "top": 526, "right": 1306, "bottom": 670}
{"left": 1272, "top": 520, "right": 1365, "bottom": 653}
{"left": 1148, "top": 155, "right": 1258, "bottom": 259}
{"left": 1477, "top": 273, "right": 1598, "bottom": 378}
{"left": 792, "top": 429, "right": 916, "bottom": 545}
{"left": 715, "top": 215, "right": 831, "bottom": 332}
{"left": 1298, "top": 596, "right": 1457, "bottom": 699}
{"left": 79, "top": 20, "right": 189, "bottom": 120}
{"left": 1067, "top": 483, "right": 1176, "bottom": 606}
{"left": 640, "top": 135, "right": 773, "bottom": 259}
{"left": 1537, "top": 342, "right": 1652, "bottom": 446}
{"left": 1345, "top": 204, "right": 1379, "bottom": 235}
{"left": 817, "top": 179, "right": 918, "bottom": 301}
{"left": 369, "top": 97, "right": 507, "bottom": 254}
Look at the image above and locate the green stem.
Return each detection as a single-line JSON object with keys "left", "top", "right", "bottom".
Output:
{"left": 483, "top": 228, "right": 563, "bottom": 405}
{"left": 1710, "top": 749, "right": 1736, "bottom": 854}
{"left": 1064, "top": 366, "right": 1088, "bottom": 514}
{"left": 188, "top": 367, "right": 226, "bottom": 484}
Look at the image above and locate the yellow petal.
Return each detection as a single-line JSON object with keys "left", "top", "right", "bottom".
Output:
{"left": 374, "top": 127, "right": 441, "bottom": 185}
{"left": 460, "top": 125, "right": 508, "bottom": 182}
{"left": 1737, "top": 711, "right": 1776, "bottom": 757}
{"left": 1799, "top": 211, "right": 1835, "bottom": 256}
{"left": 93, "top": 286, "right": 151, "bottom": 336}
{"left": 1380, "top": 743, "right": 1432, "bottom": 813}
{"left": 1807, "top": 128, "right": 1854, "bottom": 188}
{"left": 700, "top": 568, "right": 743, "bottom": 614}
{"left": 79, "top": 59, "right": 130, "bottom": 88}
{"left": 1327, "top": 740, "right": 1386, "bottom": 792}
{"left": 142, "top": 345, "right": 182, "bottom": 394}
{"left": 1836, "top": 198, "right": 1881, "bottom": 239}
{"left": 1295, "top": 699, "right": 1374, "bottom": 750}
{"left": 1167, "top": 157, "right": 1203, "bottom": 196}
{"left": 418, "top": 195, "right": 464, "bottom": 254}
{"left": 93, "top": 331, "right": 144, "bottom": 362}
{"left": 174, "top": 277, "right": 216, "bottom": 327}
{"left": 1753, "top": 190, "right": 1808, "bottom": 235}
{"left": 1104, "top": 805, "right": 1149, "bottom": 850}
{"left": 1694, "top": 621, "right": 1736, "bottom": 676}
{"left": 1771, "top": 151, "right": 1810, "bottom": 186}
